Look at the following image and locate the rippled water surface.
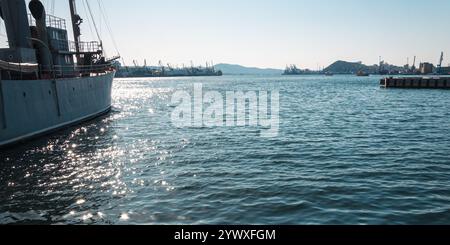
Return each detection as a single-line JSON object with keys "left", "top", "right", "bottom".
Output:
{"left": 1, "top": 75, "right": 450, "bottom": 224}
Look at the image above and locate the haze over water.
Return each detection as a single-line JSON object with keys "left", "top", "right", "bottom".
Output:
{"left": 1, "top": 75, "right": 450, "bottom": 224}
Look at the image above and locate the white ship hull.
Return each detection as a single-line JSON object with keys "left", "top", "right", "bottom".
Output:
{"left": 0, "top": 71, "right": 115, "bottom": 148}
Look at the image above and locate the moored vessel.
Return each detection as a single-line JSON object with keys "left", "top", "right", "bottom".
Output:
{"left": 0, "top": 0, "right": 117, "bottom": 148}
{"left": 356, "top": 70, "right": 369, "bottom": 77}
{"left": 115, "top": 61, "right": 222, "bottom": 78}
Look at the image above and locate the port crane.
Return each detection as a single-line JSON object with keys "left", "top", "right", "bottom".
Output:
{"left": 411, "top": 56, "right": 417, "bottom": 72}
{"left": 157, "top": 60, "right": 165, "bottom": 75}
{"left": 437, "top": 52, "right": 444, "bottom": 74}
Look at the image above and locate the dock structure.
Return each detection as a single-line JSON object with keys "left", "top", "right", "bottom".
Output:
{"left": 380, "top": 77, "right": 450, "bottom": 89}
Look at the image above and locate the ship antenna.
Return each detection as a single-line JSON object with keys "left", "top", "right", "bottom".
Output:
{"left": 84, "top": 0, "right": 102, "bottom": 44}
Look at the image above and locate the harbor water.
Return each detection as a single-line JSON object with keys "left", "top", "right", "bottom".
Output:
{"left": 1, "top": 75, "right": 450, "bottom": 224}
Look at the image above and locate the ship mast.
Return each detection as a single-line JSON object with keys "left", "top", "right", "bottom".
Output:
{"left": 68, "top": 0, "right": 82, "bottom": 64}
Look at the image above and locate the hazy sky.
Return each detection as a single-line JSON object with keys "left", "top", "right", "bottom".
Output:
{"left": 1, "top": 0, "right": 450, "bottom": 69}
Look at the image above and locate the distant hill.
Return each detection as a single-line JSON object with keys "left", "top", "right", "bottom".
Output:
{"left": 323, "top": 60, "right": 377, "bottom": 74}
{"left": 214, "top": 63, "right": 283, "bottom": 75}
{"left": 215, "top": 61, "right": 406, "bottom": 75}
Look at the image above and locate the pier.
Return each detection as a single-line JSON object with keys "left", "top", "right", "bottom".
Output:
{"left": 380, "top": 77, "right": 450, "bottom": 89}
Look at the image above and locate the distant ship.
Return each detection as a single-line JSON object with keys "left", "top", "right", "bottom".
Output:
{"left": 283, "top": 64, "right": 319, "bottom": 75}
{"left": 115, "top": 61, "right": 222, "bottom": 78}
{"left": 0, "top": 0, "right": 117, "bottom": 148}
{"left": 356, "top": 71, "right": 370, "bottom": 77}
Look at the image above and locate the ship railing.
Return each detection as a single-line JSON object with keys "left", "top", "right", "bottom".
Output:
{"left": 28, "top": 14, "right": 67, "bottom": 30}
{"left": 0, "top": 60, "right": 39, "bottom": 73}
{"left": 38, "top": 63, "right": 115, "bottom": 79}
{"left": 48, "top": 40, "right": 102, "bottom": 53}
{"left": 69, "top": 41, "right": 102, "bottom": 53}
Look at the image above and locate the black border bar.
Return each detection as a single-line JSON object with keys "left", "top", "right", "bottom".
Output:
{"left": 1, "top": 225, "right": 450, "bottom": 243}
